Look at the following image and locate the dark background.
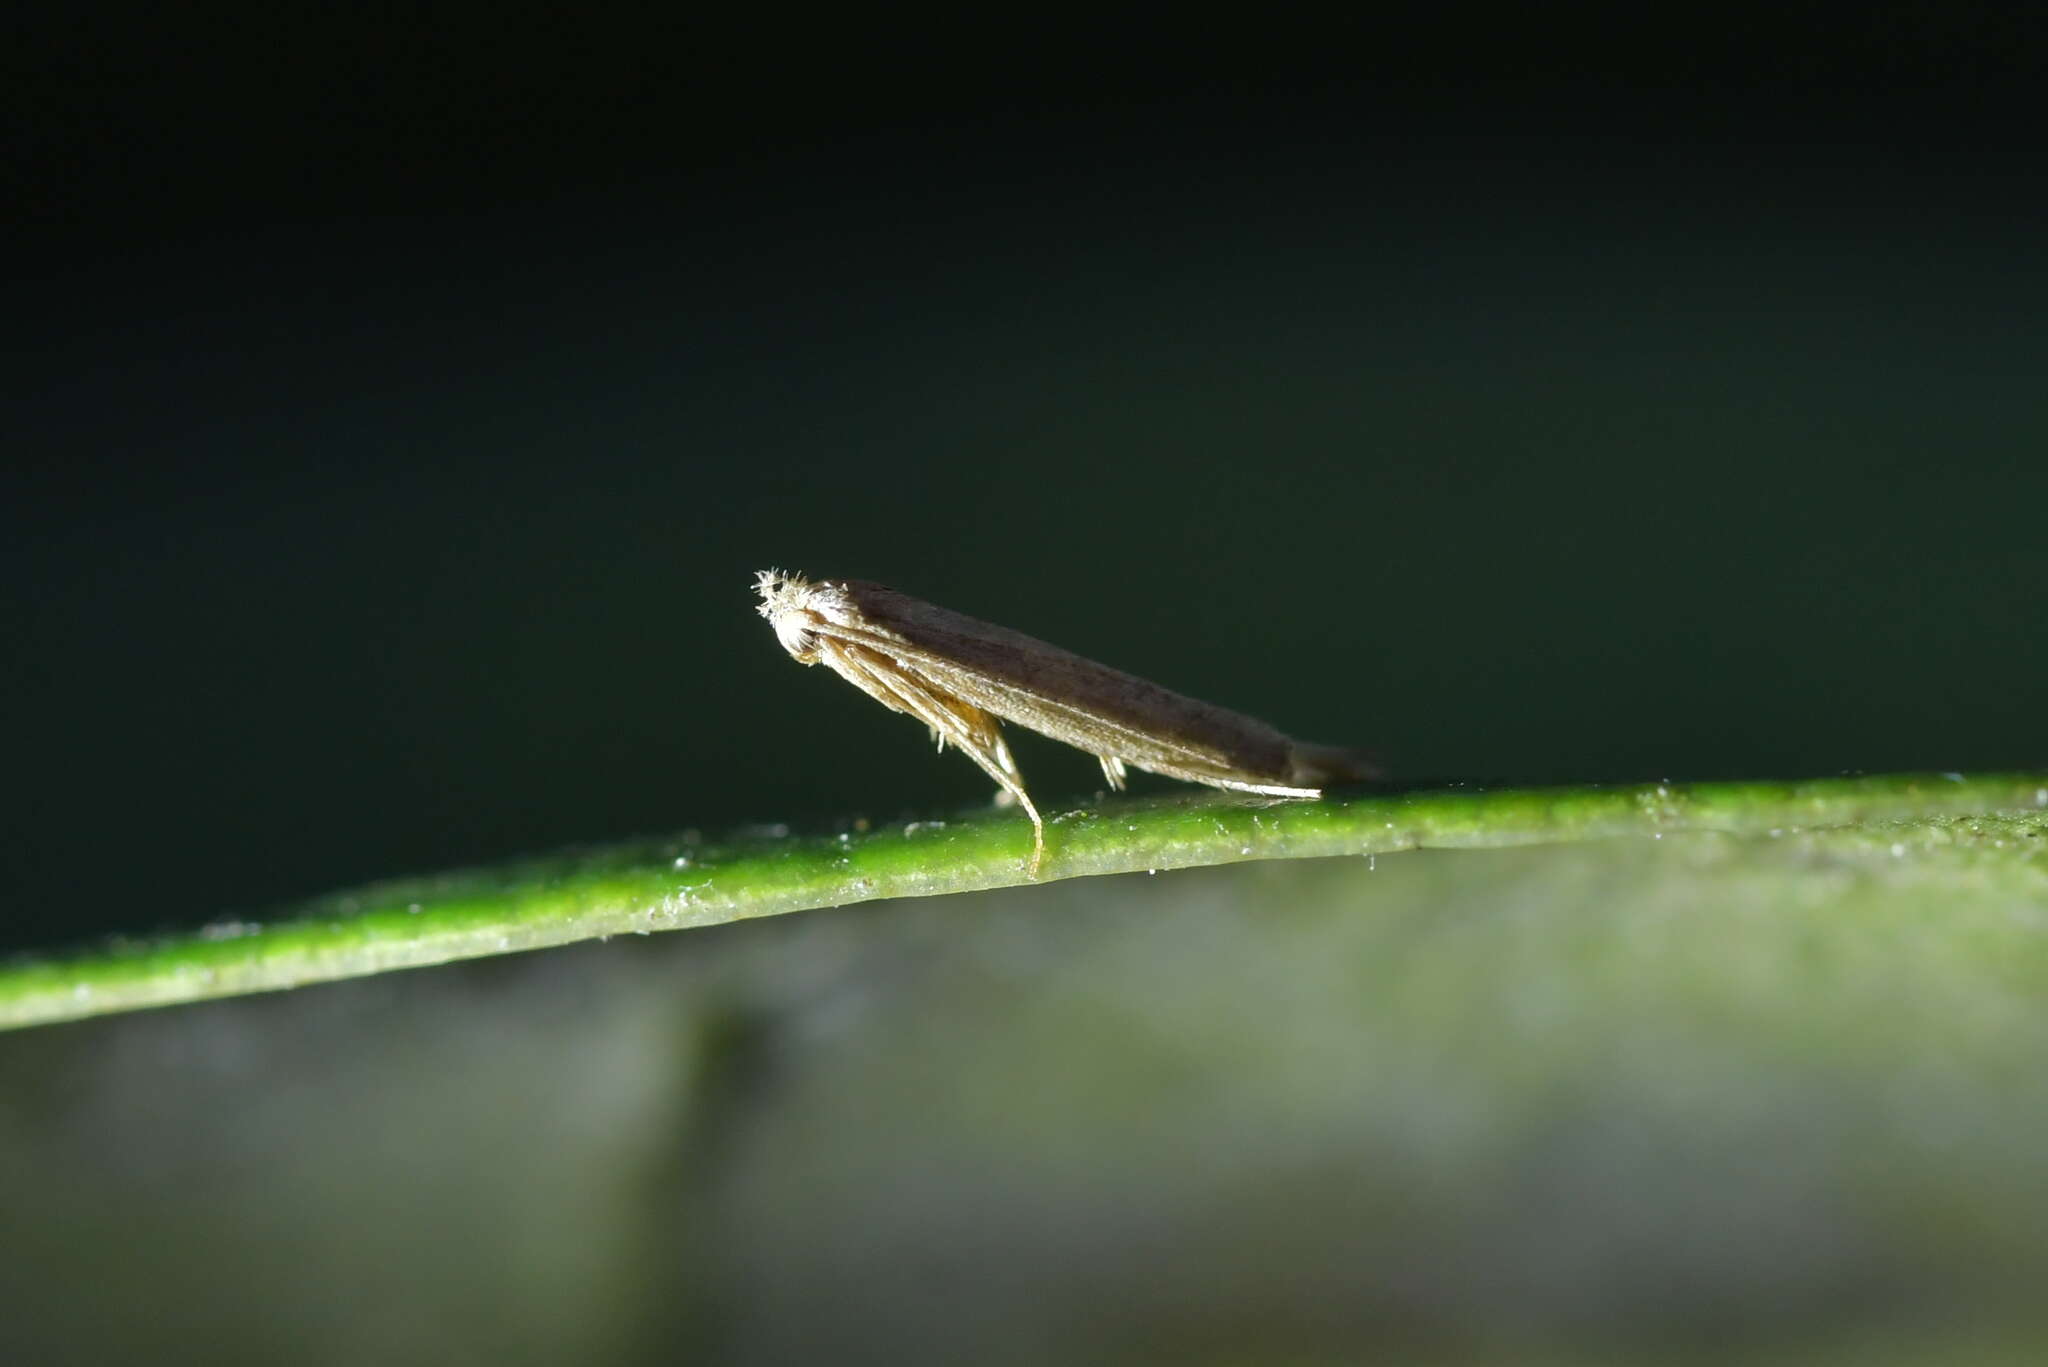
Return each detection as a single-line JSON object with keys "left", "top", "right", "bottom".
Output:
{"left": 7, "top": 9, "right": 2046, "bottom": 955}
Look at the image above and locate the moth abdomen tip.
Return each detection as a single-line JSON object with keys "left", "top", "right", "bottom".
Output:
{"left": 1287, "top": 742, "right": 1386, "bottom": 788}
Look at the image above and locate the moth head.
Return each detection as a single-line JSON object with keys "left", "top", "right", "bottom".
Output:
{"left": 754, "top": 567, "right": 827, "bottom": 662}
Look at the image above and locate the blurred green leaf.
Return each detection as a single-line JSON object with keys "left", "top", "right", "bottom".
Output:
{"left": 7, "top": 786, "right": 2048, "bottom": 1362}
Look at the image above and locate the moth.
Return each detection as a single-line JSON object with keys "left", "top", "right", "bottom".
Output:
{"left": 755, "top": 569, "right": 1380, "bottom": 873}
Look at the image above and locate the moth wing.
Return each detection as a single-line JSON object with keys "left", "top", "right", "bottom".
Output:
{"left": 822, "top": 640, "right": 1040, "bottom": 833}
{"left": 808, "top": 606, "right": 1317, "bottom": 800}
{"left": 884, "top": 646, "right": 1310, "bottom": 793}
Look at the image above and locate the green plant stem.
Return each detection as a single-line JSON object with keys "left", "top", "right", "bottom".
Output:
{"left": 4, "top": 771, "right": 2044, "bottom": 1031}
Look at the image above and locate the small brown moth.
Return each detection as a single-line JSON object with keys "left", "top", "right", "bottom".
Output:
{"left": 755, "top": 570, "right": 1379, "bottom": 873}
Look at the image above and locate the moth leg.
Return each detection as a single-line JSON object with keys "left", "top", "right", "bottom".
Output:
{"left": 815, "top": 639, "right": 920, "bottom": 725}
{"left": 987, "top": 727, "right": 1023, "bottom": 783}
{"left": 837, "top": 646, "right": 1016, "bottom": 790}
{"left": 825, "top": 642, "right": 1046, "bottom": 874}
{"left": 870, "top": 661, "right": 1045, "bottom": 875}
{"left": 1096, "top": 754, "right": 1128, "bottom": 791}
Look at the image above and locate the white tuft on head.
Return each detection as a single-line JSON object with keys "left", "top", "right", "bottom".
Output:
{"left": 754, "top": 568, "right": 826, "bottom": 660}
{"left": 754, "top": 567, "right": 806, "bottom": 609}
